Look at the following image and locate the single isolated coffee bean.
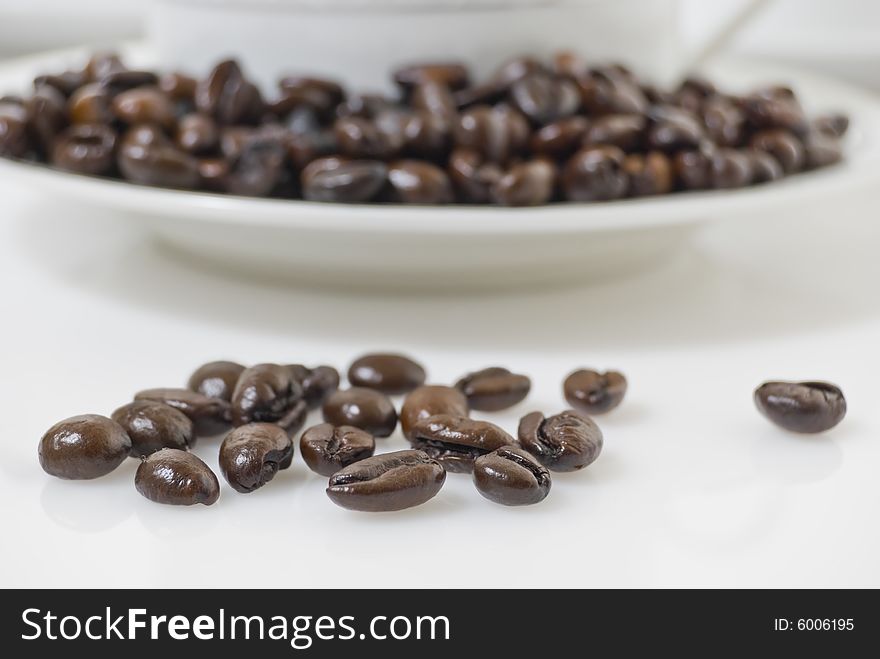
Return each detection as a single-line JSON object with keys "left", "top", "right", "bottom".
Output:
{"left": 518, "top": 410, "right": 603, "bottom": 472}
{"left": 111, "top": 400, "right": 195, "bottom": 457}
{"left": 322, "top": 387, "right": 398, "bottom": 437}
{"left": 135, "top": 388, "right": 231, "bottom": 437}
{"left": 287, "top": 364, "right": 341, "bottom": 409}
{"left": 473, "top": 446, "right": 551, "bottom": 506}
{"left": 39, "top": 414, "right": 131, "bottom": 480}
{"left": 326, "top": 449, "right": 446, "bottom": 512}
{"left": 135, "top": 448, "right": 220, "bottom": 506}
{"left": 409, "top": 414, "right": 514, "bottom": 473}
{"left": 219, "top": 423, "right": 294, "bottom": 493}
{"left": 563, "top": 369, "right": 627, "bottom": 415}
{"left": 454, "top": 367, "right": 531, "bottom": 411}
{"left": 347, "top": 353, "right": 427, "bottom": 395}
{"left": 400, "top": 385, "right": 469, "bottom": 440}
{"left": 754, "top": 381, "right": 846, "bottom": 434}
{"left": 187, "top": 360, "right": 246, "bottom": 402}
{"left": 230, "top": 363, "right": 307, "bottom": 436}
{"left": 300, "top": 423, "right": 376, "bottom": 477}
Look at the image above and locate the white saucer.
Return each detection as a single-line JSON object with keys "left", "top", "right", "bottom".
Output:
{"left": 1, "top": 46, "right": 879, "bottom": 290}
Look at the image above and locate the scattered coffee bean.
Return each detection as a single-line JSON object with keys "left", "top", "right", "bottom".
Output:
{"left": 409, "top": 414, "right": 514, "bottom": 473}
{"left": 518, "top": 410, "right": 603, "bottom": 472}
{"left": 454, "top": 367, "right": 531, "bottom": 411}
{"left": 111, "top": 400, "right": 195, "bottom": 457}
{"left": 563, "top": 369, "right": 627, "bottom": 415}
{"left": 754, "top": 381, "right": 847, "bottom": 434}
{"left": 187, "top": 360, "right": 246, "bottom": 402}
{"left": 347, "top": 353, "right": 427, "bottom": 395}
{"left": 473, "top": 446, "right": 551, "bottom": 506}
{"left": 322, "top": 387, "right": 398, "bottom": 437}
{"left": 287, "top": 364, "right": 341, "bottom": 409}
{"left": 135, "top": 448, "right": 220, "bottom": 506}
{"left": 135, "top": 387, "right": 231, "bottom": 436}
{"left": 400, "top": 385, "right": 469, "bottom": 440}
{"left": 39, "top": 414, "right": 131, "bottom": 480}
{"left": 326, "top": 449, "right": 446, "bottom": 512}
{"left": 219, "top": 423, "right": 294, "bottom": 493}
{"left": 230, "top": 363, "right": 307, "bottom": 436}
{"left": 300, "top": 423, "right": 376, "bottom": 477}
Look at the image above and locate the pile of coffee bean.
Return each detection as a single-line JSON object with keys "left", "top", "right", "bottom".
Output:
{"left": 2, "top": 51, "right": 848, "bottom": 206}
{"left": 37, "top": 355, "right": 847, "bottom": 512}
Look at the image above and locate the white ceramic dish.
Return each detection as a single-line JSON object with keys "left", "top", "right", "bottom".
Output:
{"left": 1, "top": 46, "right": 879, "bottom": 290}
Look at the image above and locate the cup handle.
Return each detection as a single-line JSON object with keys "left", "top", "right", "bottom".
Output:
{"left": 683, "top": 0, "right": 774, "bottom": 74}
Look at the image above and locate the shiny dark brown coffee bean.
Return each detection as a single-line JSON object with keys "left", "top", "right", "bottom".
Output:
{"left": 409, "top": 414, "right": 514, "bottom": 473}
{"left": 410, "top": 82, "right": 458, "bottom": 124}
{"left": 67, "top": 83, "right": 113, "bottom": 125}
{"left": 326, "top": 449, "right": 445, "bottom": 512}
{"left": 135, "top": 388, "right": 231, "bottom": 436}
{"left": 400, "top": 385, "right": 469, "bottom": 440}
{"left": 454, "top": 367, "right": 531, "bottom": 411}
{"left": 813, "top": 113, "right": 849, "bottom": 138}
{"left": 111, "top": 401, "right": 195, "bottom": 457}
{"left": 230, "top": 364, "right": 306, "bottom": 436}
{"left": 673, "top": 76, "right": 716, "bottom": 113}
{"left": 530, "top": 116, "right": 590, "bottom": 159}
{"left": 135, "top": 449, "right": 219, "bottom": 506}
{"left": 562, "top": 145, "right": 628, "bottom": 201}
{"left": 348, "top": 353, "right": 427, "bottom": 395}
{"left": 804, "top": 132, "right": 843, "bottom": 169}
{"left": 455, "top": 105, "right": 530, "bottom": 163}
{"left": 322, "top": 388, "right": 398, "bottom": 437}
{"left": 564, "top": 369, "right": 627, "bottom": 415}
{"left": 276, "top": 76, "right": 345, "bottom": 117}
{"left": 50, "top": 124, "right": 117, "bottom": 175}
{"left": 225, "top": 135, "right": 287, "bottom": 197}
{"left": 510, "top": 73, "right": 580, "bottom": 125}
{"left": 198, "top": 157, "right": 230, "bottom": 191}
{"left": 754, "top": 381, "right": 846, "bottom": 434}
{"left": 623, "top": 151, "right": 674, "bottom": 196}
{"left": 750, "top": 129, "right": 805, "bottom": 174}
{"left": 187, "top": 360, "right": 246, "bottom": 401}
{"left": 176, "top": 113, "right": 219, "bottom": 155}
{"left": 100, "top": 70, "right": 160, "bottom": 95}
{"left": 39, "top": 414, "right": 131, "bottom": 480}
{"left": 394, "top": 63, "right": 469, "bottom": 90}
{"left": 399, "top": 110, "right": 451, "bottom": 160}
{"left": 387, "top": 160, "right": 454, "bottom": 204}
{"left": 647, "top": 106, "right": 705, "bottom": 152}
{"left": 84, "top": 52, "right": 125, "bottom": 82}
{"left": 518, "top": 410, "right": 603, "bottom": 472}
{"left": 219, "top": 423, "right": 294, "bottom": 493}
{"left": 448, "top": 147, "right": 503, "bottom": 203}
{"left": 334, "top": 117, "right": 397, "bottom": 159}
{"left": 746, "top": 148, "right": 784, "bottom": 184}
{"left": 702, "top": 97, "right": 746, "bottom": 147}
{"left": 579, "top": 70, "right": 648, "bottom": 116}
{"left": 742, "top": 94, "right": 808, "bottom": 136}
{"left": 159, "top": 72, "right": 198, "bottom": 103}
{"left": 195, "top": 59, "right": 263, "bottom": 125}
{"left": 491, "top": 159, "right": 556, "bottom": 206}
{"left": 710, "top": 148, "right": 753, "bottom": 189}
{"left": 673, "top": 150, "right": 711, "bottom": 190}
{"left": 301, "top": 157, "right": 388, "bottom": 203}
{"left": 0, "top": 102, "right": 30, "bottom": 158}
{"left": 118, "top": 128, "right": 201, "bottom": 189}
{"left": 584, "top": 114, "right": 646, "bottom": 152}
{"left": 287, "top": 364, "right": 340, "bottom": 409}
{"left": 473, "top": 446, "right": 551, "bottom": 506}
{"left": 300, "top": 423, "right": 375, "bottom": 477}
{"left": 34, "top": 70, "right": 87, "bottom": 97}
{"left": 25, "top": 85, "right": 67, "bottom": 152}
{"left": 111, "top": 87, "right": 176, "bottom": 128}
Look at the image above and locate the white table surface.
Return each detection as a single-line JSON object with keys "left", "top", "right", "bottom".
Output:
{"left": 2, "top": 160, "right": 879, "bottom": 588}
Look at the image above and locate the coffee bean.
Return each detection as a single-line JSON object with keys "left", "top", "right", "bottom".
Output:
{"left": 710, "top": 148, "right": 753, "bottom": 189}
{"left": 491, "top": 159, "right": 557, "bottom": 206}
{"left": 187, "top": 360, "right": 246, "bottom": 401}
{"left": 300, "top": 423, "right": 375, "bottom": 477}
{"left": 50, "top": 124, "right": 117, "bottom": 175}
{"left": 287, "top": 364, "right": 340, "bottom": 409}
{"left": 672, "top": 149, "right": 711, "bottom": 190}
{"left": 400, "top": 385, "right": 469, "bottom": 440}
{"left": 813, "top": 113, "right": 849, "bottom": 139}
{"left": 323, "top": 387, "right": 397, "bottom": 437}
{"left": 510, "top": 73, "right": 580, "bottom": 125}
{"left": 448, "top": 147, "right": 503, "bottom": 203}
{"left": 754, "top": 381, "right": 846, "bottom": 434}
{"left": 67, "top": 83, "right": 113, "bottom": 125}
{"left": 334, "top": 117, "right": 398, "bottom": 160}
{"left": 176, "top": 113, "right": 219, "bottom": 155}
{"left": 673, "top": 76, "right": 717, "bottom": 113}
{"left": 111, "top": 401, "right": 195, "bottom": 457}
{"left": 195, "top": 59, "right": 263, "bottom": 125}
{"left": 135, "top": 388, "right": 231, "bottom": 437}
{"left": 623, "top": 151, "right": 674, "bottom": 196}
{"left": 135, "top": 448, "right": 219, "bottom": 506}
{"left": 348, "top": 353, "right": 427, "bottom": 395}
{"left": 198, "top": 157, "right": 230, "bottom": 191}
{"left": 530, "top": 116, "right": 590, "bottom": 159}
{"left": 399, "top": 110, "right": 452, "bottom": 160}
{"left": 409, "top": 414, "right": 514, "bottom": 473}
{"left": 455, "top": 105, "right": 530, "bottom": 163}
{"left": 230, "top": 364, "right": 307, "bottom": 436}
{"left": 742, "top": 94, "right": 808, "bottom": 136}
{"left": 111, "top": 87, "right": 176, "bottom": 128}
{"left": 24, "top": 85, "right": 67, "bottom": 153}
{"left": 804, "top": 132, "right": 843, "bottom": 169}
{"left": 100, "top": 70, "right": 161, "bottom": 95}
{"left": 454, "top": 367, "right": 531, "bottom": 411}
{"left": 394, "top": 63, "right": 469, "bottom": 90}
{"left": 219, "top": 423, "right": 294, "bottom": 493}
{"left": 410, "top": 82, "right": 458, "bottom": 124}
{"left": 518, "top": 410, "right": 603, "bottom": 472}
{"left": 39, "top": 414, "right": 131, "bottom": 480}
{"left": 0, "top": 103, "right": 30, "bottom": 158}
{"left": 579, "top": 70, "right": 648, "bottom": 116}
{"left": 746, "top": 148, "right": 784, "bottom": 184}
{"left": 750, "top": 129, "right": 805, "bottom": 173}
{"left": 584, "top": 114, "right": 646, "bottom": 152}
{"left": 84, "top": 52, "right": 125, "bottom": 83}
{"left": 563, "top": 369, "right": 627, "bottom": 414}
{"left": 473, "top": 446, "right": 551, "bottom": 506}
{"left": 702, "top": 97, "right": 746, "bottom": 147}
{"left": 301, "top": 157, "right": 388, "bottom": 203}
{"left": 387, "top": 160, "right": 454, "bottom": 204}
{"left": 159, "top": 72, "right": 197, "bottom": 103}
{"left": 647, "top": 106, "right": 705, "bottom": 152}
{"left": 225, "top": 135, "right": 287, "bottom": 197}
{"left": 118, "top": 127, "right": 201, "bottom": 189}
{"left": 34, "top": 70, "right": 87, "bottom": 98}
{"left": 562, "top": 145, "right": 629, "bottom": 201}
{"left": 326, "top": 449, "right": 445, "bottom": 512}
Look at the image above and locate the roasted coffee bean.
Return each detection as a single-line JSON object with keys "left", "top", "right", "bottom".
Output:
{"left": 455, "top": 105, "right": 530, "bottom": 163}
{"left": 454, "top": 367, "right": 531, "bottom": 411}
{"left": 85, "top": 52, "right": 125, "bottom": 82}
{"left": 579, "top": 70, "right": 648, "bottom": 116}
{"left": 198, "top": 157, "right": 230, "bottom": 191}
{"left": 409, "top": 414, "right": 514, "bottom": 473}
{"left": 672, "top": 150, "right": 711, "bottom": 190}
{"left": 159, "top": 72, "right": 198, "bottom": 103}
{"left": 322, "top": 388, "right": 398, "bottom": 437}
{"left": 39, "top": 414, "right": 131, "bottom": 480}
{"left": 746, "top": 148, "right": 784, "bottom": 183}
{"left": 387, "top": 160, "right": 454, "bottom": 204}
{"left": 230, "top": 364, "right": 306, "bottom": 435}
{"left": 473, "top": 446, "right": 551, "bottom": 506}
{"left": 334, "top": 116, "right": 397, "bottom": 159}
{"left": 336, "top": 93, "right": 397, "bottom": 120}
{"left": 68, "top": 83, "right": 113, "bottom": 125}
{"left": 111, "top": 400, "right": 194, "bottom": 457}
{"left": 195, "top": 59, "right": 263, "bottom": 125}
{"left": 187, "top": 360, "right": 246, "bottom": 401}
{"left": 175, "top": 113, "right": 219, "bottom": 155}
{"left": 518, "top": 410, "right": 603, "bottom": 472}
{"left": 710, "top": 148, "right": 753, "bottom": 189}
{"left": 135, "top": 448, "right": 219, "bottom": 506}
{"left": 563, "top": 369, "right": 627, "bottom": 415}
{"left": 225, "top": 136, "right": 287, "bottom": 197}
{"left": 510, "top": 73, "right": 580, "bottom": 125}
{"left": 647, "top": 106, "right": 705, "bottom": 152}
{"left": 742, "top": 94, "right": 808, "bottom": 136}
{"left": 301, "top": 157, "right": 388, "bottom": 203}
{"left": 754, "top": 381, "right": 846, "bottom": 434}
{"left": 394, "top": 62, "right": 469, "bottom": 90}
{"left": 277, "top": 76, "right": 345, "bottom": 117}
{"left": 491, "top": 159, "right": 556, "bottom": 206}
{"left": 326, "top": 449, "right": 445, "bottom": 512}
{"left": 448, "top": 147, "right": 503, "bottom": 203}
{"left": 623, "top": 151, "right": 674, "bottom": 196}
{"left": 25, "top": 85, "right": 67, "bottom": 152}
{"left": 348, "top": 353, "right": 426, "bottom": 395}
{"left": 410, "top": 82, "right": 458, "bottom": 124}
{"left": 673, "top": 76, "right": 717, "bottom": 113}
{"left": 118, "top": 130, "right": 201, "bottom": 189}
{"left": 400, "top": 385, "right": 469, "bottom": 440}
{"left": 300, "top": 423, "right": 376, "bottom": 477}
{"left": 124, "top": 123, "right": 169, "bottom": 147}
{"left": 702, "top": 97, "right": 746, "bottom": 147}
{"left": 399, "top": 111, "right": 451, "bottom": 160}
{"left": 219, "top": 423, "right": 294, "bottom": 493}
{"left": 584, "top": 114, "right": 645, "bottom": 152}
{"left": 530, "top": 116, "right": 590, "bottom": 159}
{"left": 135, "top": 388, "right": 231, "bottom": 436}
{"left": 287, "top": 364, "right": 340, "bottom": 409}
{"left": 111, "top": 86, "right": 176, "bottom": 128}
{"left": 50, "top": 124, "right": 117, "bottom": 175}
{"left": 813, "top": 113, "right": 849, "bottom": 138}
{"left": 100, "top": 70, "right": 160, "bottom": 95}
{"left": 562, "top": 145, "right": 628, "bottom": 201}
{"left": 750, "top": 129, "right": 805, "bottom": 173}
{"left": 34, "top": 70, "right": 87, "bottom": 97}
{"left": 804, "top": 132, "right": 843, "bottom": 169}
{"left": 0, "top": 103, "right": 31, "bottom": 158}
